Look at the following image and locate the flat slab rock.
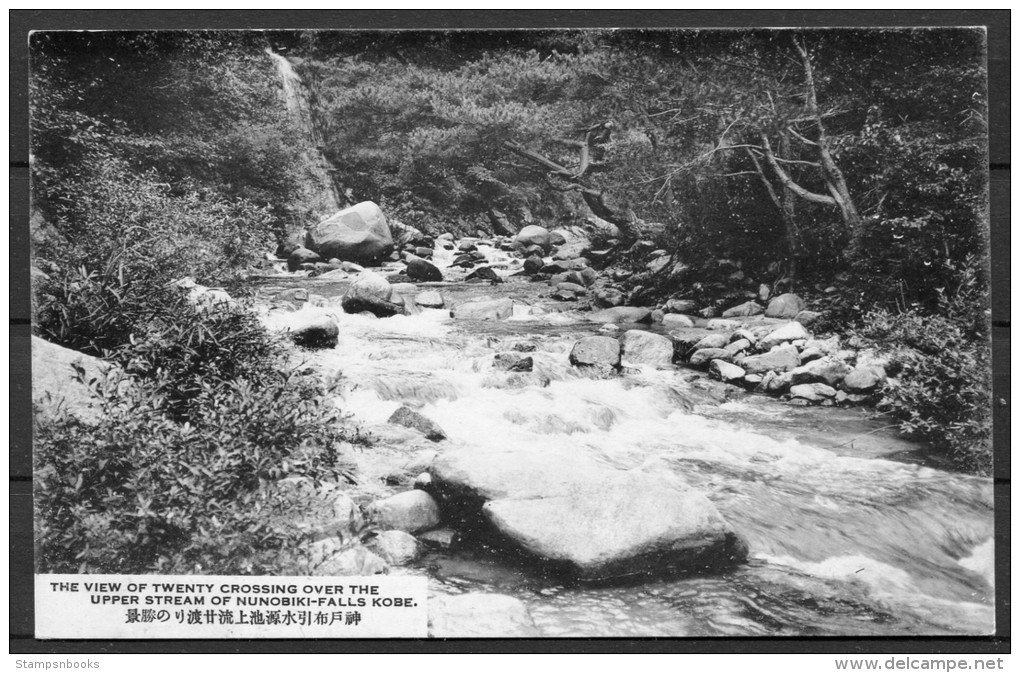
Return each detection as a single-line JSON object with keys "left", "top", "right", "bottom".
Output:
{"left": 430, "top": 447, "right": 747, "bottom": 583}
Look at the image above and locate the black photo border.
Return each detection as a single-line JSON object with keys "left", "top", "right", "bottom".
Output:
{"left": 9, "top": 8, "right": 1011, "bottom": 655}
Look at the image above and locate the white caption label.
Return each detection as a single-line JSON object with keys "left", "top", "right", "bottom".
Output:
{"left": 36, "top": 574, "right": 428, "bottom": 639}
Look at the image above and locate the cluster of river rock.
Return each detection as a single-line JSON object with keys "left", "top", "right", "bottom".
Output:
{"left": 267, "top": 201, "right": 891, "bottom": 409}
{"left": 234, "top": 202, "right": 912, "bottom": 630}
{"left": 31, "top": 200, "right": 917, "bottom": 636}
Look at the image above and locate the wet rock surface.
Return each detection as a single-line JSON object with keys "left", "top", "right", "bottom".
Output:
{"left": 245, "top": 224, "right": 985, "bottom": 637}
{"left": 429, "top": 446, "right": 748, "bottom": 582}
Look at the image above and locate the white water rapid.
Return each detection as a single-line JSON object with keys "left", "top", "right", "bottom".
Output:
{"left": 258, "top": 241, "right": 995, "bottom": 638}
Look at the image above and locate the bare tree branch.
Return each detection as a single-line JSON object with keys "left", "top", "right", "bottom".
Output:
{"left": 745, "top": 147, "right": 782, "bottom": 210}
{"left": 786, "top": 126, "right": 819, "bottom": 147}
{"left": 760, "top": 134, "right": 836, "bottom": 205}
{"left": 772, "top": 156, "right": 821, "bottom": 168}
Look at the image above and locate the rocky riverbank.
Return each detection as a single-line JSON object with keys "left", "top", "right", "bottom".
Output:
{"left": 211, "top": 201, "right": 988, "bottom": 635}
{"left": 33, "top": 200, "right": 988, "bottom": 636}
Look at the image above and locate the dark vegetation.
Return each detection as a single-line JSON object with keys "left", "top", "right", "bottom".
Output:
{"left": 282, "top": 28, "right": 992, "bottom": 473}
{"left": 31, "top": 32, "right": 360, "bottom": 573}
{"left": 30, "top": 27, "right": 993, "bottom": 571}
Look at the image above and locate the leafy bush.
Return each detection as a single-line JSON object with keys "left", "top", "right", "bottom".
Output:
{"left": 854, "top": 303, "right": 992, "bottom": 474}
{"left": 112, "top": 293, "right": 288, "bottom": 422}
{"left": 35, "top": 372, "right": 356, "bottom": 574}
{"left": 34, "top": 297, "right": 364, "bottom": 574}
{"left": 35, "top": 157, "right": 276, "bottom": 286}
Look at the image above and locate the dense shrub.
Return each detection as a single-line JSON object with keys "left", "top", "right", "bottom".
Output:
{"left": 35, "top": 371, "right": 356, "bottom": 574}
{"left": 853, "top": 300, "right": 992, "bottom": 474}
{"left": 34, "top": 295, "right": 363, "bottom": 574}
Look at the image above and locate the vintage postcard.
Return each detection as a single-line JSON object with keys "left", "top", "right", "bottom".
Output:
{"left": 28, "top": 25, "right": 996, "bottom": 641}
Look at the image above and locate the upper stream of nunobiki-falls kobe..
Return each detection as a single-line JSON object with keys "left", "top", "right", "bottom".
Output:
{"left": 257, "top": 247, "right": 994, "bottom": 637}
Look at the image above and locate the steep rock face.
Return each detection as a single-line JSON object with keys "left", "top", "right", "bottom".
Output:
{"left": 32, "top": 336, "right": 115, "bottom": 423}
{"left": 429, "top": 446, "right": 748, "bottom": 583}
{"left": 307, "top": 201, "right": 394, "bottom": 264}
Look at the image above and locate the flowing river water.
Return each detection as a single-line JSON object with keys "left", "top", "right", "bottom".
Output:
{"left": 256, "top": 241, "right": 995, "bottom": 638}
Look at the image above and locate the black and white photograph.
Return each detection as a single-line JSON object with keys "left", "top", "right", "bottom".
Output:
{"left": 24, "top": 19, "right": 1000, "bottom": 643}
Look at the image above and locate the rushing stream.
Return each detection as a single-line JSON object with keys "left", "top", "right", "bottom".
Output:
{"left": 255, "top": 240, "right": 995, "bottom": 638}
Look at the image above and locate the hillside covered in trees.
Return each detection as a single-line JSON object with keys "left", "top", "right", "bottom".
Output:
{"left": 31, "top": 28, "right": 991, "bottom": 471}
{"left": 284, "top": 29, "right": 988, "bottom": 313}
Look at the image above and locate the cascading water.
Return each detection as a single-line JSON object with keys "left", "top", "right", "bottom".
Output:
{"left": 266, "top": 48, "right": 344, "bottom": 216}
{"left": 259, "top": 241, "right": 995, "bottom": 637}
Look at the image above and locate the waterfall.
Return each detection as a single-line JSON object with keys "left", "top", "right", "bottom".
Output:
{"left": 266, "top": 48, "right": 344, "bottom": 217}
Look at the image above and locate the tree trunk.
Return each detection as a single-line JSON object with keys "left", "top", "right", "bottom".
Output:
{"left": 793, "top": 36, "right": 862, "bottom": 232}
{"left": 577, "top": 188, "right": 642, "bottom": 241}
{"left": 778, "top": 133, "right": 801, "bottom": 278}
{"left": 502, "top": 138, "right": 642, "bottom": 243}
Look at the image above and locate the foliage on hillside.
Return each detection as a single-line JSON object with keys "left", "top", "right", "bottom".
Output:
{"left": 30, "top": 28, "right": 993, "bottom": 483}
{"left": 31, "top": 31, "right": 308, "bottom": 290}
{"left": 30, "top": 32, "right": 366, "bottom": 573}
{"left": 291, "top": 29, "right": 988, "bottom": 311}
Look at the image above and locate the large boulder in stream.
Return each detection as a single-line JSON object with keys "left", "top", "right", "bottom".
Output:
{"left": 758, "top": 321, "right": 811, "bottom": 350}
{"left": 514, "top": 225, "right": 552, "bottom": 253}
{"left": 619, "top": 330, "right": 674, "bottom": 367}
{"left": 789, "top": 357, "right": 851, "bottom": 387}
{"left": 451, "top": 297, "right": 514, "bottom": 321}
{"left": 341, "top": 270, "right": 405, "bottom": 317}
{"left": 587, "top": 306, "right": 653, "bottom": 324}
{"left": 740, "top": 344, "right": 800, "bottom": 374}
{"left": 765, "top": 293, "right": 806, "bottom": 319}
{"left": 414, "top": 290, "right": 445, "bottom": 309}
{"left": 287, "top": 246, "right": 321, "bottom": 272}
{"left": 307, "top": 201, "right": 394, "bottom": 265}
{"left": 389, "top": 406, "right": 447, "bottom": 442}
{"left": 429, "top": 446, "right": 748, "bottom": 583}
{"left": 569, "top": 336, "right": 621, "bottom": 369}
{"left": 722, "top": 301, "right": 763, "bottom": 318}
{"left": 368, "top": 490, "right": 441, "bottom": 533}
{"left": 405, "top": 255, "right": 443, "bottom": 282}
{"left": 276, "top": 311, "right": 339, "bottom": 349}
{"left": 523, "top": 254, "right": 544, "bottom": 275}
